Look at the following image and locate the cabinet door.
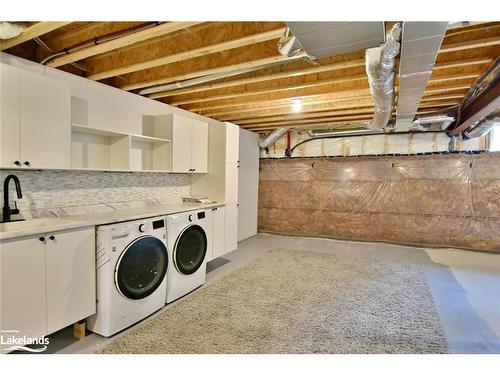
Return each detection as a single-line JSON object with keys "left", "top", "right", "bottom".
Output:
{"left": 0, "top": 63, "right": 21, "bottom": 168}
{"left": 225, "top": 162, "right": 239, "bottom": 204}
{"left": 171, "top": 115, "right": 192, "bottom": 173}
{"left": 45, "top": 227, "right": 95, "bottom": 335}
{"left": 19, "top": 70, "right": 71, "bottom": 169}
{"left": 0, "top": 236, "right": 47, "bottom": 339}
{"left": 211, "top": 206, "right": 226, "bottom": 260}
{"left": 224, "top": 203, "right": 238, "bottom": 254}
{"left": 225, "top": 122, "right": 239, "bottom": 164}
{"left": 191, "top": 119, "right": 208, "bottom": 173}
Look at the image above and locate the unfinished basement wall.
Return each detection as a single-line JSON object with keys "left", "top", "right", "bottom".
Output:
{"left": 260, "top": 131, "right": 488, "bottom": 158}
{"left": 258, "top": 153, "right": 500, "bottom": 252}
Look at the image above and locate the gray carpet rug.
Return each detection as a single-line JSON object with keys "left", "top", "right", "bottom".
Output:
{"left": 99, "top": 249, "right": 448, "bottom": 354}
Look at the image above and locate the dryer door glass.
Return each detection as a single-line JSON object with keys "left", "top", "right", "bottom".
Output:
{"left": 116, "top": 236, "right": 168, "bottom": 300}
{"left": 174, "top": 225, "right": 207, "bottom": 275}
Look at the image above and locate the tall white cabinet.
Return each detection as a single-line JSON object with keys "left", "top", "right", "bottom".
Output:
{"left": 224, "top": 122, "right": 239, "bottom": 254}
{"left": 0, "top": 63, "right": 71, "bottom": 169}
{"left": 191, "top": 121, "right": 239, "bottom": 260}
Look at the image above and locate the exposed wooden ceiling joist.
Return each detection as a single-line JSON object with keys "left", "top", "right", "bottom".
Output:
{"left": 87, "top": 27, "right": 285, "bottom": 81}
{"left": 147, "top": 58, "right": 366, "bottom": 99}
{"left": 171, "top": 74, "right": 369, "bottom": 106}
{"left": 46, "top": 22, "right": 203, "bottom": 68}
{"left": 0, "top": 22, "right": 71, "bottom": 51}
{"left": 186, "top": 72, "right": 479, "bottom": 114}
{"left": 121, "top": 53, "right": 305, "bottom": 91}
{"left": 439, "top": 36, "right": 500, "bottom": 53}
{"left": 240, "top": 101, "right": 460, "bottom": 130}
{"left": 149, "top": 56, "right": 490, "bottom": 100}
{"left": 204, "top": 84, "right": 471, "bottom": 120}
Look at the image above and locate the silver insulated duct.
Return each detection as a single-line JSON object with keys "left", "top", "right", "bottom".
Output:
{"left": 259, "top": 128, "right": 288, "bottom": 149}
{"left": 365, "top": 23, "right": 402, "bottom": 129}
{"left": 464, "top": 114, "right": 500, "bottom": 139}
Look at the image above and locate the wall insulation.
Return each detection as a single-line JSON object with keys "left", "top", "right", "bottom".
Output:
{"left": 259, "top": 153, "right": 500, "bottom": 252}
{"left": 260, "top": 131, "right": 488, "bottom": 158}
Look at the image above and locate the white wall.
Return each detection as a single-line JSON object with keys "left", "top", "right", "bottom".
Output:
{"left": 237, "top": 128, "right": 259, "bottom": 241}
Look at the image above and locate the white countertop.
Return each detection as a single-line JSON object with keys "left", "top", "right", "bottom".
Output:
{"left": 0, "top": 202, "right": 225, "bottom": 241}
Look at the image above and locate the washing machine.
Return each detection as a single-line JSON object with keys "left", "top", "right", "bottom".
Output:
{"left": 165, "top": 209, "right": 213, "bottom": 303}
{"left": 87, "top": 216, "right": 169, "bottom": 337}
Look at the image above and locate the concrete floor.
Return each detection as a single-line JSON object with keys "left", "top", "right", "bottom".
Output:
{"left": 37, "top": 233, "right": 500, "bottom": 354}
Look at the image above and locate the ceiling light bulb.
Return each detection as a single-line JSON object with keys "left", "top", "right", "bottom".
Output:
{"left": 292, "top": 100, "right": 302, "bottom": 113}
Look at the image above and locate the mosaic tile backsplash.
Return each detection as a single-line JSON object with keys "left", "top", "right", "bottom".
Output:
{"left": 0, "top": 170, "right": 191, "bottom": 219}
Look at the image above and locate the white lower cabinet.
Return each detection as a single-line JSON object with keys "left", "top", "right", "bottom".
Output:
{"left": 0, "top": 227, "right": 96, "bottom": 342}
{"left": 211, "top": 206, "right": 226, "bottom": 260}
{"left": 0, "top": 235, "right": 47, "bottom": 339}
{"left": 224, "top": 203, "right": 239, "bottom": 254}
{"left": 45, "top": 228, "right": 96, "bottom": 334}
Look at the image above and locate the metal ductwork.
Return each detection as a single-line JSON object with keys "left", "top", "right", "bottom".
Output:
{"left": 277, "top": 28, "right": 304, "bottom": 58}
{"left": 286, "top": 22, "right": 385, "bottom": 58}
{"left": 258, "top": 128, "right": 288, "bottom": 149}
{"left": 410, "top": 115, "right": 455, "bottom": 131}
{"left": 395, "top": 22, "right": 449, "bottom": 129}
{"left": 365, "top": 23, "right": 402, "bottom": 129}
{"left": 464, "top": 113, "right": 500, "bottom": 139}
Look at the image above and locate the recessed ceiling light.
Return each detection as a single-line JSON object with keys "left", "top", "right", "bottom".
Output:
{"left": 292, "top": 99, "right": 302, "bottom": 113}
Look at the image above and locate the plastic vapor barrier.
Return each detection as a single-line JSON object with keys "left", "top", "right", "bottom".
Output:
{"left": 258, "top": 153, "right": 500, "bottom": 252}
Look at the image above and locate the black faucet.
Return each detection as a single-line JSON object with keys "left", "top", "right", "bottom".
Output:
{"left": 3, "top": 174, "right": 23, "bottom": 223}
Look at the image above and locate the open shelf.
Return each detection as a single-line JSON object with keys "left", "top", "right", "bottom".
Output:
{"left": 130, "top": 139, "right": 171, "bottom": 172}
{"left": 71, "top": 125, "right": 130, "bottom": 170}
{"left": 71, "top": 124, "right": 171, "bottom": 172}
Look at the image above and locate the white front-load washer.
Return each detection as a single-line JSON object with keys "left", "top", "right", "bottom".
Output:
{"left": 87, "top": 216, "right": 169, "bottom": 337}
{"left": 165, "top": 209, "right": 212, "bottom": 303}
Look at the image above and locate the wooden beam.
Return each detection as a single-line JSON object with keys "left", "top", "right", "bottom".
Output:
{"left": 87, "top": 27, "right": 285, "bottom": 81}
{"left": 235, "top": 107, "right": 376, "bottom": 125}
{"left": 148, "top": 58, "right": 366, "bottom": 99}
{"left": 121, "top": 53, "right": 305, "bottom": 91}
{"left": 235, "top": 93, "right": 466, "bottom": 125}
{"left": 204, "top": 91, "right": 374, "bottom": 117}
{"left": 241, "top": 101, "right": 460, "bottom": 129}
{"left": 0, "top": 22, "right": 71, "bottom": 51}
{"left": 420, "top": 94, "right": 465, "bottom": 102}
{"left": 47, "top": 22, "right": 203, "bottom": 68}
{"left": 171, "top": 74, "right": 368, "bottom": 106}
{"left": 439, "top": 36, "right": 500, "bottom": 53}
{"left": 150, "top": 57, "right": 488, "bottom": 100}
{"left": 451, "top": 77, "right": 500, "bottom": 134}
{"left": 221, "top": 99, "right": 462, "bottom": 122}
{"left": 242, "top": 114, "right": 375, "bottom": 129}
{"left": 433, "top": 57, "right": 493, "bottom": 70}
{"left": 188, "top": 72, "right": 478, "bottom": 113}
{"left": 206, "top": 85, "right": 470, "bottom": 120}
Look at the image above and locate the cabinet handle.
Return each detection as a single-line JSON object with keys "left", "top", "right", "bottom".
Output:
{"left": 39, "top": 236, "right": 45, "bottom": 242}
{"left": 49, "top": 235, "right": 55, "bottom": 240}
{"left": 24, "top": 161, "right": 30, "bottom": 166}
{"left": 14, "top": 161, "right": 21, "bottom": 166}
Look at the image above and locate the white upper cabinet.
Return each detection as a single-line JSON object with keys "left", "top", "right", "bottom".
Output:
{"left": 191, "top": 119, "right": 208, "bottom": 173}
{"left": 0, "top": 63, "right": 21, "bottom": 168}
{"left": 0, "top": 63, "right": 71, "bottom": 169}
{"left": 225, "top": 122, "right": 240, "bottom": 165}
{"left": 20, "top": 69, "right": 71, "bottom": 169}
{"left": 159, "top": 114, "right": 208, "bottom": 174}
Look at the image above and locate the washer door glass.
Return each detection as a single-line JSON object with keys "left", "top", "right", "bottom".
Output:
{"left": 116, "top": 236, "right": 168, "bottom": 300}
{"left": 174, "top": 225, "right": 207, "bottom": 275}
